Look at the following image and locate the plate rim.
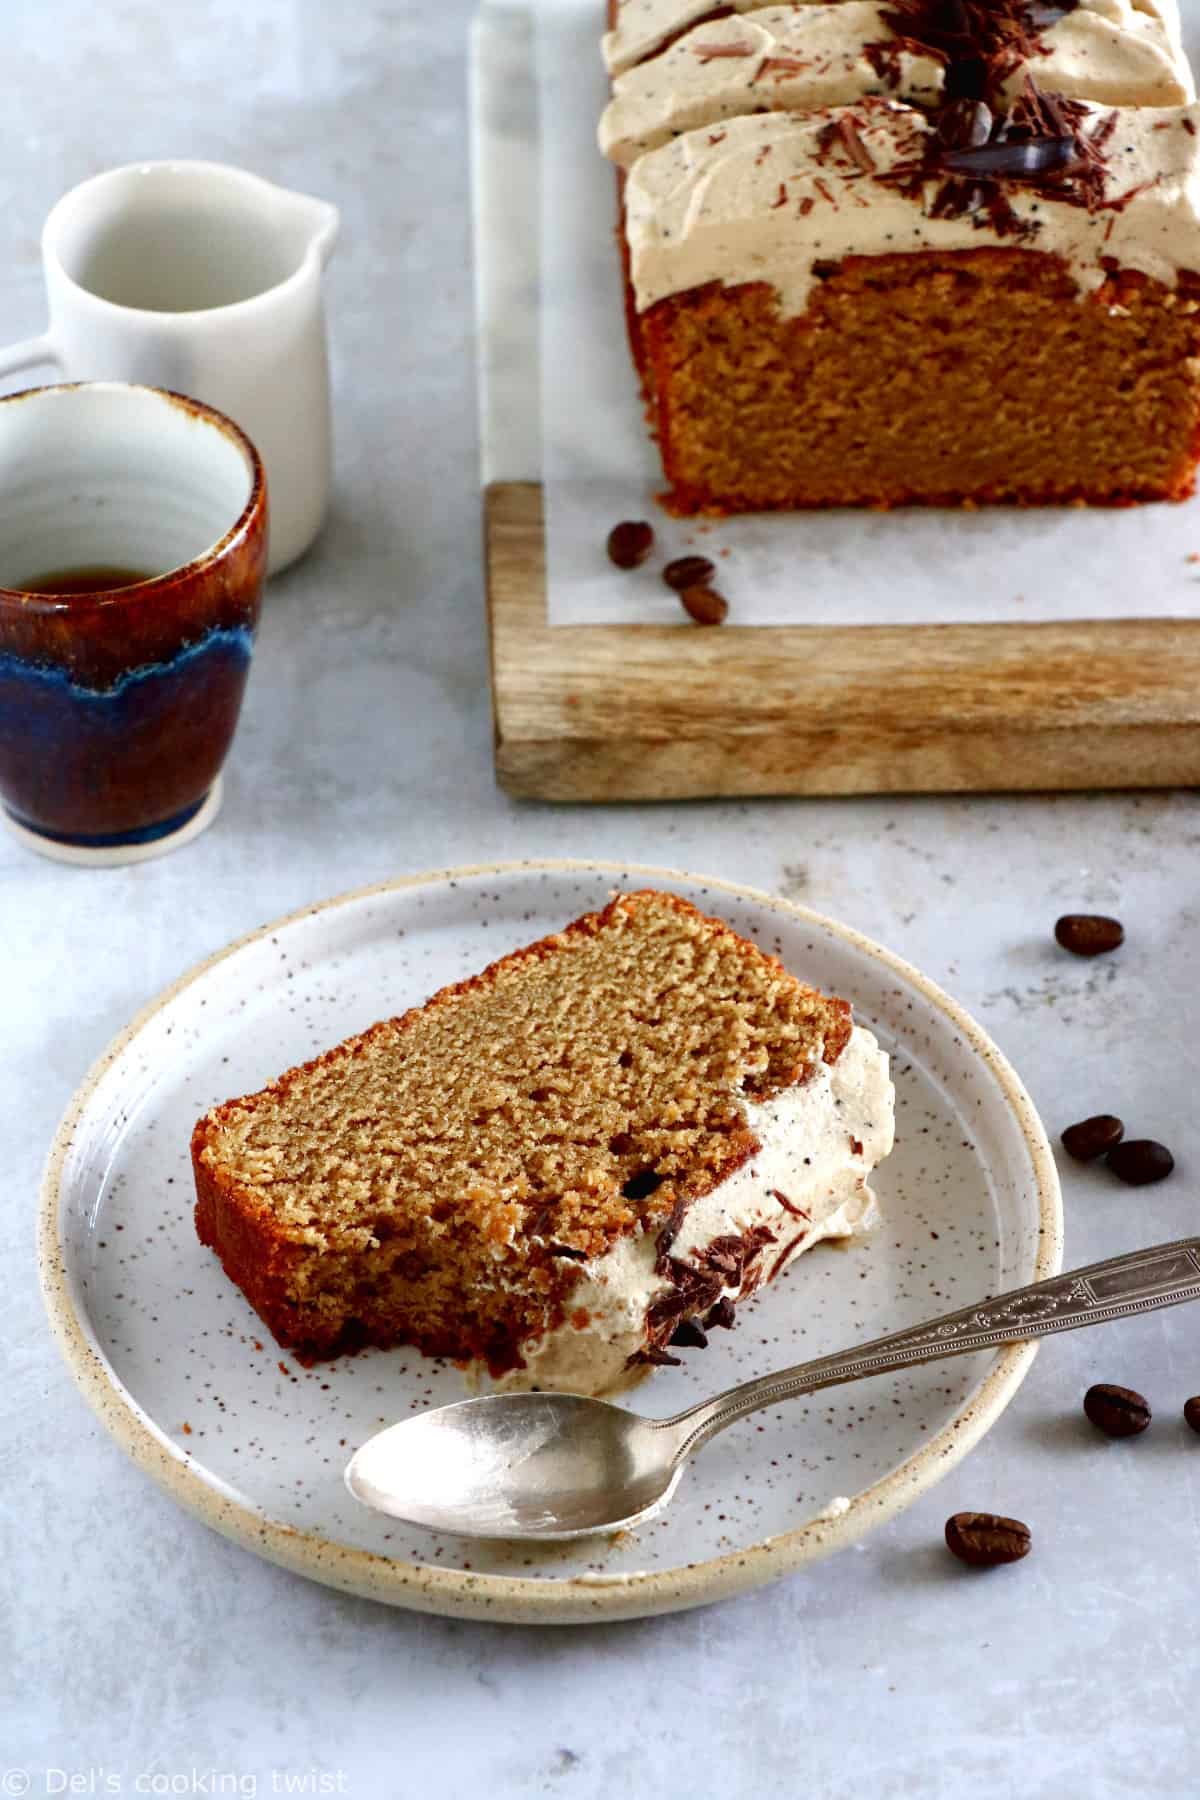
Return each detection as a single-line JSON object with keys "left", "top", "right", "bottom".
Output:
{"left": 38, "top": 858, "right": 1064, "bottom": 1624}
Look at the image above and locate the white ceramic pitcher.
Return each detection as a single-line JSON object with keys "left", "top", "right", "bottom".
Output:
{"left": 0, "top": 161, "right": 339, "bottom": 574}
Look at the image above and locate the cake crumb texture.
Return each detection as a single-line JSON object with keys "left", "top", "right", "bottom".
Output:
{"left": 644, "top": 250, "right": 1200, "bottom": 513}
{"left": 192, "top": 890, "right": 852, "bottom": 1367}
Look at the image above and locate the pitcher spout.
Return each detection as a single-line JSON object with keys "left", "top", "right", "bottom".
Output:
{"left": 279, "top": 189, "right": 340, "bottom": 268}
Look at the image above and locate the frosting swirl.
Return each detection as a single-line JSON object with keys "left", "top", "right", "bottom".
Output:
{"left": 603, "top": 0, "right": 1191, "bottom": 84}
{"left": 624, "top": 97, "right": 1200, "bottom": 315}
{"left": 601, "top": 5, "right": 946, "bottom": 168}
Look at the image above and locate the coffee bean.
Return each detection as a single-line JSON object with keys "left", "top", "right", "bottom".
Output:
{"left": 1106, "top": 1139, "right": 1174, "bottom": 1186}
{"left": 944, "top": 1512, "right": 1031, "bottom": 1568}
{"left": 680, "top": 585, "right": 728, "bottom": 626}
{"left": 1184, "top": 1397, "right": 1200, "bottom": 1434}
{"left": 1061, "top": 1114, "right": 1124, "bottom": 1162}
{"left": 607, "top": 520, "right": 654, "bottom": 569}
{"left": 1054, "top": 914, "right": 1124, "bottom": 957}
{"left": 663, "top": 555, "right": 716, "bottom": 591}
{"left": 1084, "top": 1383, "right": 1151, "bottom": 1438}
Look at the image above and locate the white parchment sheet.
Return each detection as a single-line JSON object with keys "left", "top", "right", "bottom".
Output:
{"left": 475, "top": 0, "right": 1200, "bottom": 627}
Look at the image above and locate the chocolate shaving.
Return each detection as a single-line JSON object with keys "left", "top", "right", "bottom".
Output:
{"left": 936, "top": 97, "right": 992, "bottom": 149}
{"left": 769, "top": 1188, "right": 811, "bottom": 1220}
{"left": 836, "top": 115, "right": 878, "bottom": 176}
{"left": 695, "top": 1236, "right": 748, "bottom": 1282}
{"left": 646, "top": 1267, "right": 725, "bottom": 1334}
{"left": 691, "top": 39, "right": 756, "bottom": 61}
{"left": 1094, "top": 176, "right": 1157, "bottom": 215}
{"left": 705, "top": 1296, "right": 737, "bottom": 1330}
{"left": 643, "top": 1223, "right": 777, "bottom": 1351}
{"left": 812, "top": 2, "right": 1144, "bottom": 239}
{"left": 627, "top": 1345, "right": 683, "bottom": 1368}
{"left": 878, "top": 0, "right": 1078, "bottom": 108}
{"left": 863, "top": 32, "right": 948, "bottom": 91}
{"left": 1090, "top": 112, "right": 1119, "bottom": 153}
{"left": 755, "top": 55, "right": 812, "bottom": 80}
{"left": 654, "top": 1196, "right": 689, "bottom": 1268}
{"left": 669, "top": 1318, "right": 709, "bottom": 1349}
{"left": 704, "top": 1224, "right": 776, "bottom": 1277}
{"left": 767, "top": 1230, "right": 811, "bottom": 1284}
{"left": 940, "top": 135, "right": 1079, "bottom": 178}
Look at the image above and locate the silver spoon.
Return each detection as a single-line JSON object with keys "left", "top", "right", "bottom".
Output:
{"left": 345, "top": 1237, "right": 1200, "bottom": 1541}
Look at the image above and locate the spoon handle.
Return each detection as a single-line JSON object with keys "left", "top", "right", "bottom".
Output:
{"left": 661, "top": 1237, "right": 1200, "bottom": 1462}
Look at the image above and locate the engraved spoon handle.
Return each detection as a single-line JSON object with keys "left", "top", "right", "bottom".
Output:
{"left": 660, "top": 1237, "right": 1200, "bottom": 1464}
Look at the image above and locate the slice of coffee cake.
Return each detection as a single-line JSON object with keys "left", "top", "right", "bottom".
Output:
{"left": 192, "top": 890, "right": 894, "bottom": 1393}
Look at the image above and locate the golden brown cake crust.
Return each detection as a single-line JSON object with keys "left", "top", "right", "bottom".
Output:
{"left": 192, "top": 889, "right": 852, "bottom": 1365}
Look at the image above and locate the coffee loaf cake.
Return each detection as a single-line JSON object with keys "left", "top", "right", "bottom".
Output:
{"left": 192, "top": 890, "right": 894, "bottom": 1394}
{"left": 601, "top": 0, "right": 1200, "bottom": 511}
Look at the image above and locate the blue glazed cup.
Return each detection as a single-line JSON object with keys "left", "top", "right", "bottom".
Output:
{"left": 0, "top": 383, "right": 267, "bottom": 863}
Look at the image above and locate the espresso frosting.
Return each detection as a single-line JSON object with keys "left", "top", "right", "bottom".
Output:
{"left": 624, "top": 95, "right": 1200, "bottom": 315}
{"left": 603, "top": 0, "right": 1190, "bottom": 82}
{"left": 487, "top": 1024, "right": 894, "bottom": 1396}
{"left": 1001, "top": 0, "right": 1194, "bottom": 106}
{"left": 601, "top": 5, "right": 946, "bottom": 168}
{"left": 603, "top": 0, "right": 812, "bottom": 78}
{"left": 602, "top": 1, "right": 1191, "bottom": 169}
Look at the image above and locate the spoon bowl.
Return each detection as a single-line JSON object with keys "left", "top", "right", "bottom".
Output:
{"left": 345, "top": 1391, "right": 682, "bottom": 1539}
{"left": 346, "top": 1240, "right": 1200, "bottom": 1543}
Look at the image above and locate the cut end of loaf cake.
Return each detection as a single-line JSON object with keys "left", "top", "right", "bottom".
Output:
{"left": 644, "top": 252, "right": 1200, "bottom": 514}
{"left": 608, "top": 8, "right": 1200, "bottom": 513}
{"left": 192, "top": 890, "right": 862, "bottom": 1377}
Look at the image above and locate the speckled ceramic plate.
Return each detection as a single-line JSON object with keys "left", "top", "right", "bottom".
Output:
{"left": 40, "top": 861, "right": 1061, "bottom": 1623}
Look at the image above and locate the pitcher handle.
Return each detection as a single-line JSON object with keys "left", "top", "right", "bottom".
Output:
{"left": 0, "top": 334, "right": 60, "bottom": 380}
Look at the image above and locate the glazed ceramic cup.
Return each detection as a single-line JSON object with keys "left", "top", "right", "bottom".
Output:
{"left": 0, "top": 382, "right": 267, "bottom": 865}
{"left": 0, "top": 162, "right": 337, "bottom": 574}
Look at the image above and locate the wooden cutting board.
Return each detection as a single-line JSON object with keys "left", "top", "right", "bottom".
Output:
{"left": 485, "top": 481, "right": 1200, "bottom": 801}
